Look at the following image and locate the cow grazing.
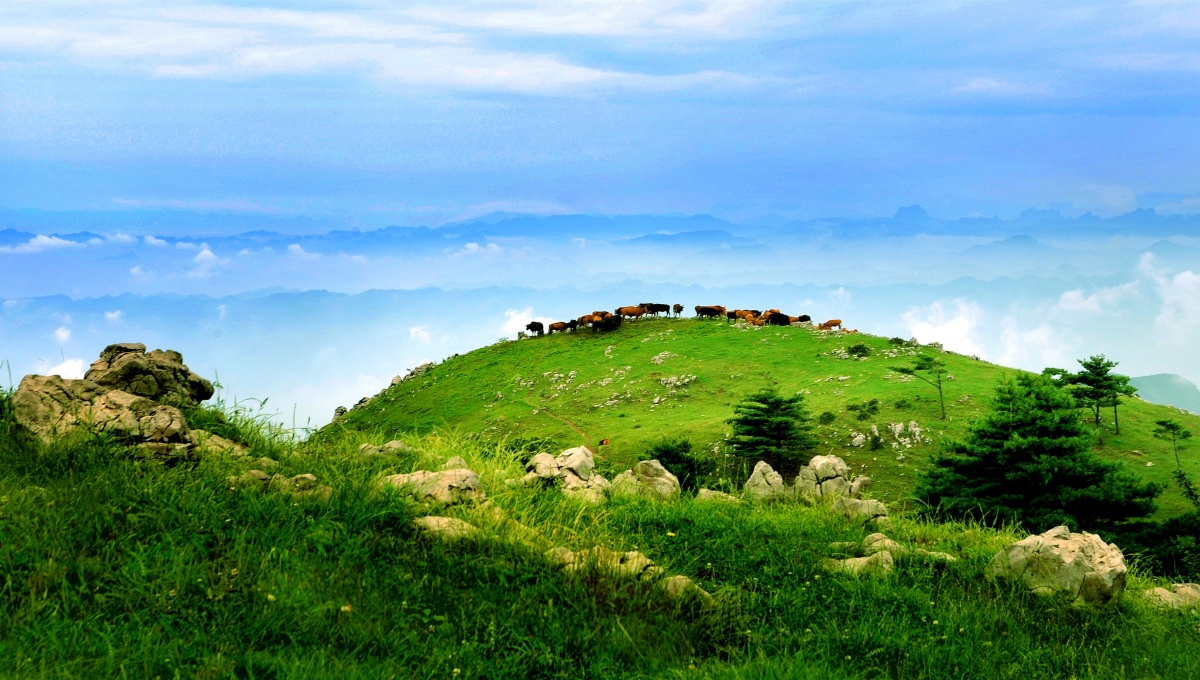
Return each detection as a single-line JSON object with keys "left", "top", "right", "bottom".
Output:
{"left": 615, "top": 305, "right": 648, "bottom": 320}
{"left": 764, "top": 312, "right": 791, "bottom": 326}
{"left": 672, "top": 303, "right": 684, "bottom": 317}
{"left": 525, "top": 321, "right": 544, "bottom": 336}
{"left": 639, "top": 303, "right": 670, "bottom": 317}
{"left": 592, "top": 314, "right": 623, "bottom": 333}
{"left": 548, "top": 321, "right": 569, "bottom": 334}
{"left": 694, "top": 305, "right": 726, "bottom": 319}
{"left": 735, "top": 309, "right": 759, "bottom": 323}
{"left": 817, "top": 319, "right": 843, "bottom": 331}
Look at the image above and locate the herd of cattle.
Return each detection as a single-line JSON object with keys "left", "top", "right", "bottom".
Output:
{"left": 523, "top": 303, "right": 852, "bottom": 336}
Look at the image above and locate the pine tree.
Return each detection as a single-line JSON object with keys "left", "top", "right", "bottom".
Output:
{"left": 726, "top": 387, "right": 817, "bottom": 476}
{"left": 914, "top": 374, "right": 1161, "bottom": 533}
{"left": 1153, "top": 419, "right": 1193, "bottom": 470}
{"left": 1044, "top": 354, "right": 1137, "bottom": 436}
{"left": 891, "top": 353, "right": 948, "bottom": 420}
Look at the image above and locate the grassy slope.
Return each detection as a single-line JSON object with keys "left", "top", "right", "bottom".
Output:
{"left": 4, "top": 414, "right": 1200, "bottom": 679}
{"left": 329, "top": 317, "right": 1200, "bottom": 516}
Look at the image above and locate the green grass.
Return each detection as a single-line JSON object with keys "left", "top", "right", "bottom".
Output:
{"left": 4, "top": 399, "right": 1200, "bottom": 678}
{"left": 325, "top": 317, "right": 1200, "bottom": 517}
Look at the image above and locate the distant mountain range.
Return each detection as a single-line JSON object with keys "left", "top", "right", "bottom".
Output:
{"left": 1131, "top": 374, "right": 1200, "bottom": 415}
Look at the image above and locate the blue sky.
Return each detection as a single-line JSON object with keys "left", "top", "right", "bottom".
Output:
{"left": 4, "top": 1, "right": 1200, "bottom": 225}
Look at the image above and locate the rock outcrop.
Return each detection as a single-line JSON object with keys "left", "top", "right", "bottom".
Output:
{"left": 829, "top": 532, "right": 956, "bottom": 565}
{"left": 793, "top": 455, "right": 869, "bottom": 504}
{"left": 518, "top": 447, "right": 610, "bottom": 503}
{"left": 412, "top": 516, "right": 479, "bottom": 541}
{"left": 696, "top": 488, "right": 741, "bottom": 503}
{"left": 10, "top": 343, "right": 236, "bottom": 458}
{"left": 831, "top": 497, "right": 889, "bottom": 524}
{"left": 378, "top": 468, "right": 486, "bottom": 506}
{"left": 987, "top": 525, "right": 1127, "bottom": 608}
{"left": 1144, "top": 584, "right": 1200, "bottom": 610}
{"left": 611, "top": 459, "right": 681, "bottom": 500}
{"left": 743, "top": 460, "right": 788, "bottom": 502}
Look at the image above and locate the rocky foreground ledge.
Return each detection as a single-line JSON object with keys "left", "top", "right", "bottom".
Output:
{"left": 11, "top": 342, "right": 245, "bottom": 458}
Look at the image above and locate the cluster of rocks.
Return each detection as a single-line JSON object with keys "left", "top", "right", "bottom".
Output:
{"left": 825, "top": 532, "right": 957, "bottom": 576}
{"left": 228, "top": 468, "right": 333, "bottom": 502}
{"left": 742, "top": 457, "right": 881, "bottom": 514}
{"left": 513, "top": 446, "right": 612, "bottom": 503}
{"left": 11, "top": 343, "right": 246, "bottom": 458}
{"left": 393, "top": 455, "right": 713, "bottom": 609}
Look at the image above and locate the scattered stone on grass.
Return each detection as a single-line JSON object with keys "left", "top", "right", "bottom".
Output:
{"left": 831, "top": 496, "right": 889, "bottom": 523}
{"left": 1144, "top": 584, "right": 1200, "bottom": 609}
{"left": 794, "top": 455, "right": 871, "bottom": 505}
{"left": 517, "top": 447, "right": 610, "bottom": 503}
{"left": 659, "top": 575, "right": 716, "bottom": 607}
{"left": 377, "top": 468, "right": 486, "bottom": 506}
{"left": 696, "top": 488, "right": 741, "bottom": 503}
{"left": 413, "top": 516, "right": 479, "bottom": 541}
{"left": 987, "top": 525, "right": 1127, "bottom": 608}
{"left": 823, "top": 550, "right": 894, "bottom": 577}
{"left": 358, "top": 440, "right": 414, "bottom": 456}
{"left": 743, "top": 461, "right": 788, "bottom": 502}
{"left": 611, "top": 459, "right": 681, "bottom": 500}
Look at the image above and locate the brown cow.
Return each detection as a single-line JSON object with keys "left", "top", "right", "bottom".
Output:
{"left": 577, "top": 314, "right": 597, "bottom": 327}
{"left": 592, "top": 311, "right": 612, "bottom": 320}
{"left": 548, "top": 322, "right": 569, "bottom": 334}
{"left": 615, "top": 305, "right": 647, "bottom": 320}
{"left": 734, "top": 309, "right": 759, "bottom": 323}
{"left": 818, "top": 319, "right": 843, "bottom": 331}
{"left": 843, "top": 328, "right": 859, "bottom": 334}
{"left": 695, "top": 305, "right": 726, "bottom": 319}
{"left": 672, "top": 303, "right": 684, "bottom": 317}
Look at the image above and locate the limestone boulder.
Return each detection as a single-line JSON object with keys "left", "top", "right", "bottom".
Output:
{"left": 987, "top": 525, "right": 1127, "bottom": 608}
{"left": 442, "top": 455, "right": 469, "bottom": 470}
{"left": 551, "top": 545, "right": 663, "bottom": 581}
{"left": 611, "top": 459, "right": 681, "bottom": 500}
{"left": 358, "top": 440, "right": 414, "bottom": 456}
{"left": 378, "top": 468, "right": 486, "bottom": 506}
{"left": 697, "top": 488, "right": 741, "bottom": 504}
{"left": 270, "top": 473, "right": 333, "bottom": 501}
{"left": 413, "top": 516, "right": 478, "bottom": 541}
{"left": 659, "top": 575, "right": 715, "bottom": 607}
{"left": 85, "top": 342, "right": 213, "bottom": 404}
{"left": 192, "top": 430, "right": 250, "bottom": 456}
{"left": 519, "top": 447, "right": 610, "bottom": 503}
{"left": 1145, "top": 584, "right": 1200, "bottom": 609}
{"left": 823, "top": 550, "right": 894, "bottom": 577}
{"left": 228, "top": 469, "right": 273, "bottom": 490}
{"left": 793, "top": 455, "right": 869, "bottom": 505}
{"left": 831, "top": 497, "right": 889, "bottom": 523}
{"left": 11, "top": 374, "right": 107, "bottom": 440}
{"left": 743, "top": 461, "right": 788, "bottom": 502}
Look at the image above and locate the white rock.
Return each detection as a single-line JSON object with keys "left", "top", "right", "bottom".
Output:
{"left": 987, "top": 525, "right": 1127, "bottom": 608}
{"left": 743, "top": 460, "right": 788, "bottom": 502}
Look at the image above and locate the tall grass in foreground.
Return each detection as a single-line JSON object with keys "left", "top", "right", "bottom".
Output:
{"left": 2, "top": 394, "right": 1200, "bottom": 678}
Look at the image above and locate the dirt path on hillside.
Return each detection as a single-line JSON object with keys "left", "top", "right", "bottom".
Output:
{"left": 528, "top": 401, "right": 590, "bottom": 444}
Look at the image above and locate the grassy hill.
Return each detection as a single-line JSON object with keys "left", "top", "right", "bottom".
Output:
{"left": 326, "top": 316, "right": 1200, "bottom": 516}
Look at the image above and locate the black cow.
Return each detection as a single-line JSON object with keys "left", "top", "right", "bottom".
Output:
{"left": 726, "top": 310, "right": 738, "bottom": 323}
{"left": 525, "top": 321, "right": 544, "bottom": 336}
{"left": 672, "top": 304, "right": 684, "bottom": 317}
{"left": 639, "top": 302, "right": 671, "bottom": 317}
{"left": 796, "top": 314, "right": 811, "bottom": 323}
{"left": 764, "top": 312, "right": 791, "bottom": 326}
{"left": 592, "top": 314, "right": 623, "bottom": 333}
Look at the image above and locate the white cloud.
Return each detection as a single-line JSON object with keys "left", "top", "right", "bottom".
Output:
{"left": 129, "top": 264, "right": 153, "bottom": 278}
{"left": 1142, "top": 255, "right": 1200, "bottom": 347}
{"left": 144, "top": 235, "right": 168, "bottom": 246}
{"left": 953, "top": 77, "right": 1049, "bottom": 97}
{"left": 53, "top": 326, "right": 71, "bottom": 343}
{"left": 176, "top": 241, "right": 197, "bottom": 249}
{"left": 187, "top": 244, "right": 229, "bottom": 278}
{"left": 0, "top": 3, "right": 768, "bottom": 96}
{"left": 454, "top": 242, "right": 504, "bottom": 256}
{"left": 44, "top": 358, "right": 85, "bottom": 379}
{"left": 995, "top": 319, "right": 1071, "bottom": 371}
{"left": 217, "top": 304, "right": 226, "bottom": 320}
{"left": 104, "top": 309, "right": 124, "bottom": 322}
{"left": 106, "top": 232, "right": 137, "bottom": 244}
{"left": 828, "top": 286, "right": 852, "bottom": 303}
{"left": 409, "top": 325, "right": 432, "bottom": 345}
{"left": 0, "top": 235, "right": 84, "bottom": 254}
{"left": 1155, "top": 196, "right": 1200, "bottom": 216}
{"left": 501, "top": 307, "right": 555, "bottom": 337}
{"left": 901, "top": 299, "right": 985, "bottom": 357}
{"left": 286, "top": 243, "right": 319, "bottom": 260}
{"left": 1055, "top": 282, "right": 1138, "bottom": 313}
